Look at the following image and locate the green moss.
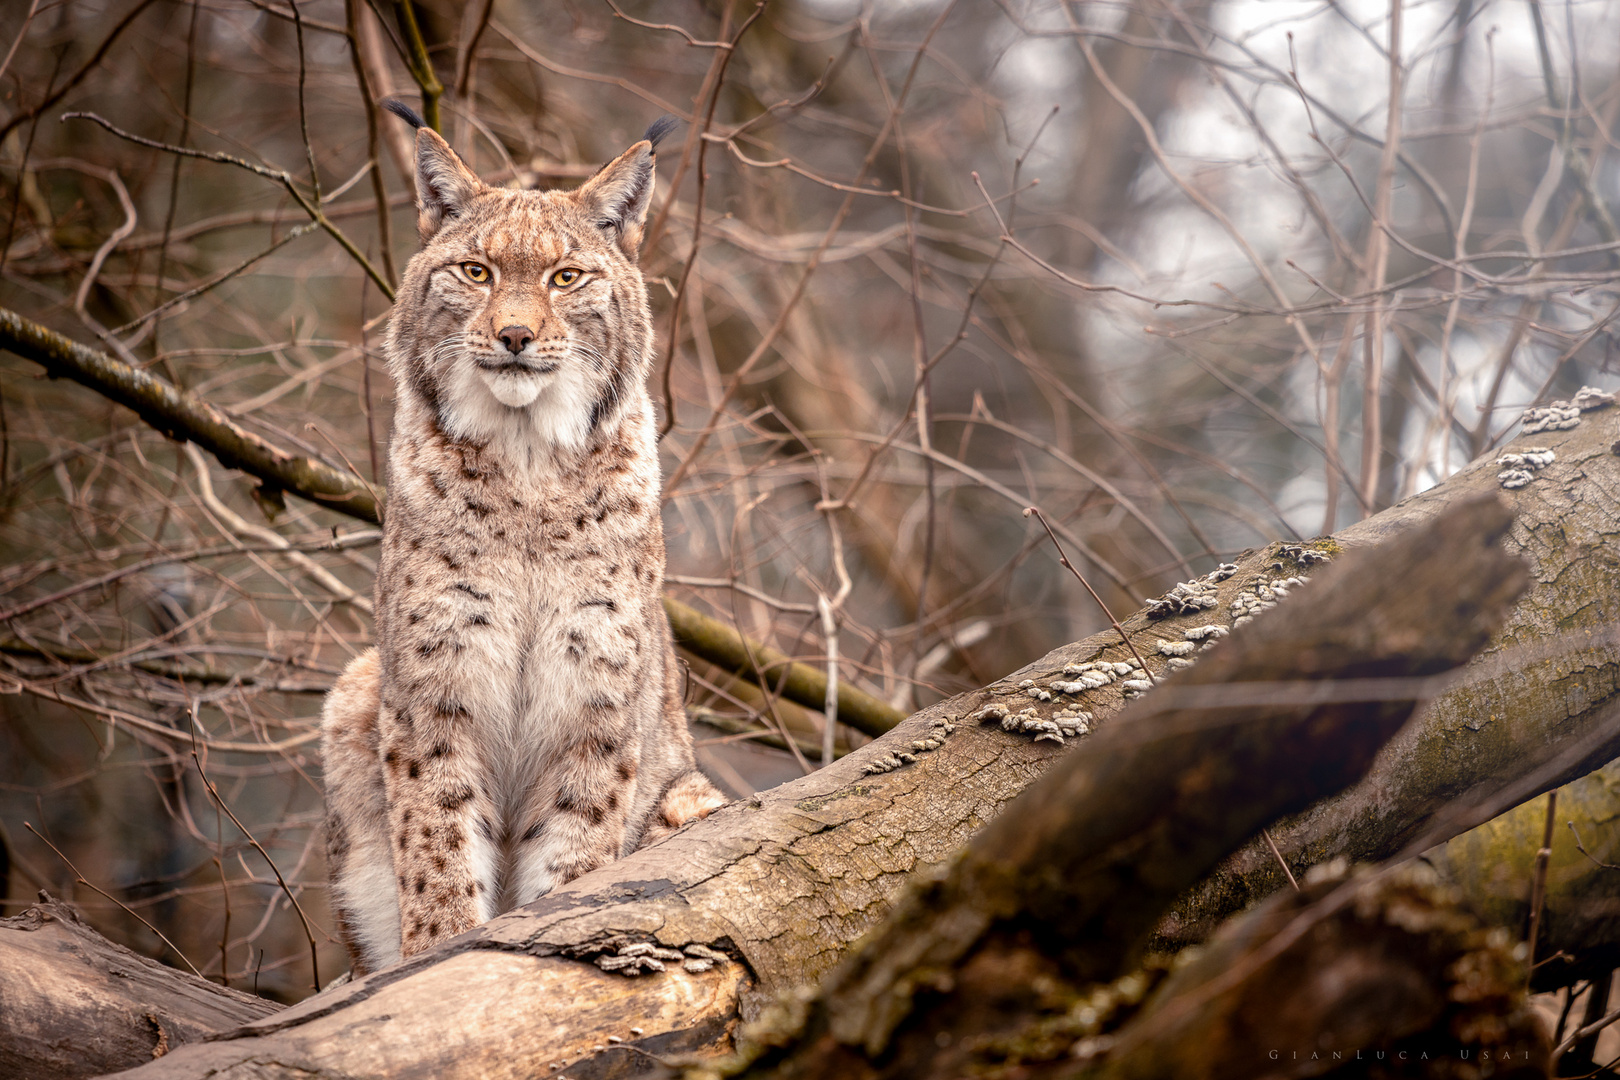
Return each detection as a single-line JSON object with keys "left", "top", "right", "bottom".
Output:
{"left": 1427, "top": 763, "right": 1620, "bottom": 980}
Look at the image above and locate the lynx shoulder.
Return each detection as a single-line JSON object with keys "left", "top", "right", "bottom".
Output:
{"left": 322, "top": 110, "right": 725, "bottom": 977}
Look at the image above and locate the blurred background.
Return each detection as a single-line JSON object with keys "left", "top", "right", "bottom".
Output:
{"left": 1, "top": 0, "right": 1616, "bottom": 1003}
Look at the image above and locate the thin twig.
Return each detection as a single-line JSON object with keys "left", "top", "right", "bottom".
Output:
{"left": 303, "top": 422, "right": 382, "bottom": 523}
{"left": 1553, "top": 998, "right": 1620, "bottom": 1064}
{"left": 23, "top": 822, "right": 205, "bottom": 978}
{"left": 453, "top": 0, "right": 496, "bottom": 98}
{"left": 0, "top": 0, "right": 160, "bottom": 146}
{"left": 187, "top": 712, "right": 322, "bottom": 992}
{"left": 1022, "top": 505, "right": 1152, "bottom": 676}
{"left": 110, "top": 222, "right": 319, "bottom": 337}
{"left": 1262, "top": 827, "right": 1300, "bottom": 891}
{"left": 1526, "top": 788, "right": 1558, "bottom": 978}
{"left": 344, "top": 0, "right": 397, "bottom": 289}
{"left": 663, "top": 0, "right": 960, "bottom": 494}
{"left": 391, "top": 0, "right": 443, "bottom": 132}
{"left": 1569, "top": 821, "right": 1620, "bottom": 871}
{"left": 62, "top": 112, "right": 394, "bottom": 300}
{"left": 657, "top": 0, "right": 766, "bottom": 441}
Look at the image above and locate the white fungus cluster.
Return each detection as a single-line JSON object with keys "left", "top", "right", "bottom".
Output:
{"left": 676, "top": 944, "right": 730, "bottom": 973}
{"left": 1050, "top": 658, "right": 1145, "bottom": 695}
{"left": 862, "top": 714, "right": 957, "bottom": 774}
{"left": 1520, "top": 402, "right": 1580, "bottom": 434}
{"left": 1274, "top": 543, "right": 1332, "bottom": 567}
{"left": 1515, "top": 385, "right": 1613, "bottom": 434}
{"left": 968, "top": 700, "right": 1091, "bottom": 743}
{"left": 1230, "top": 577, "right": 1304, "bottom": 627}
{"left": 595, "top": 941, "right": 729, "bottom": 976}
{"left": 1495, "top": 447, "right": 1555, "bottom": 489}
{"left": 1156, "top": 639, "right": 1197, "bottom": 670}
{"left": 1017, "top": 678, "right": 1054, "bottom": 702}
{"left": 1573, "top": 385, "right": 1617, "bottom": 411}
{"left": 1161, "top": 624, "right": 1230, "bottom": 670}
{"left": 1144, "top": 578, "right": 1217, "bottom": 618}
{"left": 1144, "top": 562, "right": 1238, "bottom": 619}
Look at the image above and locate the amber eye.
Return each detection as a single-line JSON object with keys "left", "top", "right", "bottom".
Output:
{"left": 551, "top": 268, "right": 582, "bottom": 288}
{"left": 461, "top": 262, "right": 491, "bottom": 283}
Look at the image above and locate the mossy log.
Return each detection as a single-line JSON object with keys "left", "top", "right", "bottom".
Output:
{"left": 1088, "top": 864, "right": 1550, "bottom": 1080}
{"left": 1429, "top": 760, "right": 1620, "bottom": 990}
{"left": 1161, "top": 406, "right": 1620, "bottom": 952}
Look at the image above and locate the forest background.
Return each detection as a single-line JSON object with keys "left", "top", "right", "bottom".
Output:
{"left": 0, "top": 0, "right": 1616, "bottom": 1036}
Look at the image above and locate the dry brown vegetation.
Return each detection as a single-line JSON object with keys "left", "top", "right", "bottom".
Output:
{"left": 0, "top": 0, "right": 1617, "bottom": 1054}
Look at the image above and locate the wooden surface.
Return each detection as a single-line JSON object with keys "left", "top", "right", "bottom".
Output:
{"left": 1094, "top": 865, "right": 1550, "bottom": 1080}
{"left": 0, "top": 896, "right": 277, "bottom": 1080}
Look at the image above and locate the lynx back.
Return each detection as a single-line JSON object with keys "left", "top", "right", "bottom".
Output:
{"left": 321, "top": 111, "right": 725, "bottom": 977}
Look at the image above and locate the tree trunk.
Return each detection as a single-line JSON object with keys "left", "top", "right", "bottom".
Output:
{"left": 0, "top": 331, "right": 1616, "bottom": 1077}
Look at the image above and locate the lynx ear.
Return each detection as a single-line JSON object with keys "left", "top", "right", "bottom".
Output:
{"left": 574, "top": 137, "right": 660, "bottom": 258}
{"left": 411, "top": 125, "right": 485, "bottom": 242}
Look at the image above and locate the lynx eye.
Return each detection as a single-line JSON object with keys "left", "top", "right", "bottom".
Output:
{"left": 461, "top": 262, "right": 491, "bottom": 283}
{"left": 551, "top": 268, "right": 582, "bottom": 288}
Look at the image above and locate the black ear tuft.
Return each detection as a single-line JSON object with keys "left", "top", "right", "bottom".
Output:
{"left": 643, "top": 115, "right": 680, "bottom": 152}
{"left": 383, "top": 99, "right": 427, "bottom": 130}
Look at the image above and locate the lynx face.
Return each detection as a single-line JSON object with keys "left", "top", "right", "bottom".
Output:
{"left": 388, "top": 126, "right": 657, "bottom": 457}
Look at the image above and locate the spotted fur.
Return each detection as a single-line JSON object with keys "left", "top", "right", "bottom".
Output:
{"left": 322, "top": 118, "right": 725, "bottom": 976}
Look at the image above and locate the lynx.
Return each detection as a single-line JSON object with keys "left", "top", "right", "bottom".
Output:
{"left": 321, "top": 107, "right": 726, "bottom": 977}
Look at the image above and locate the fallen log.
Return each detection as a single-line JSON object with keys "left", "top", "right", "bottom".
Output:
{"left": 1429, "top": 758, "right": 1620, "bottom": 990}
{"left": 1161, "top": 406, "right": 1620, "bottom": 947}
{"left": 724, "top": 492, "right": 1526, "bottom": 1079}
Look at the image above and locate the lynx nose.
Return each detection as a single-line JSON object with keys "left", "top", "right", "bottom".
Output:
{"left": 497, "top": 324, "right": 534, "bottom": 354}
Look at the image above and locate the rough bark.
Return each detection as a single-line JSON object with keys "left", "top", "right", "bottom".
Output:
{"left": 0, "top": 896, "right": 278, "bottom": 1080}
{"left": 1088, "top": 864, "right": 1551, "bottom": 1080}
{"left": 725, "top": 492, "right": 1527, "bottom": 1080}
{"left": 0, "top": 313, "right": 1614, "bottom": 1076}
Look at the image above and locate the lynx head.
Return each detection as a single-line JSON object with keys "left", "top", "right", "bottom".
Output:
{"left": 386, "top": 106, "right": 676, "bottom": 457}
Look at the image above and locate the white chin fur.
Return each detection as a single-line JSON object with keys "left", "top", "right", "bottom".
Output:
{"left": 442, "top": 357, "right": 599, "bottom": 461}
{"left": 482, "top": 368, "right": 547, "bottom": 408}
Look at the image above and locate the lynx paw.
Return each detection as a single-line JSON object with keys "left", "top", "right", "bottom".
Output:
{"left": 640, "top": 772, "right": 727, "bottom": 847}
{"left": 659, "top": 771, "right": 727, "bottom": 827}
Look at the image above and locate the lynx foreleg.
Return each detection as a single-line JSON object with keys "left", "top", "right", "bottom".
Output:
{"left": 321, "top": 650, "right": 401, "bottom": 977}
{"left": 509, "top": 702, "right": 644, "bottom": 904}
{"left": 378, "top": 689, "right": 501, "bottom": 959}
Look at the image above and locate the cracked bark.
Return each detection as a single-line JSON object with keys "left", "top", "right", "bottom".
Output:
{"left": 0, "top": 350, "right": 1615, "bottom": 1078}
